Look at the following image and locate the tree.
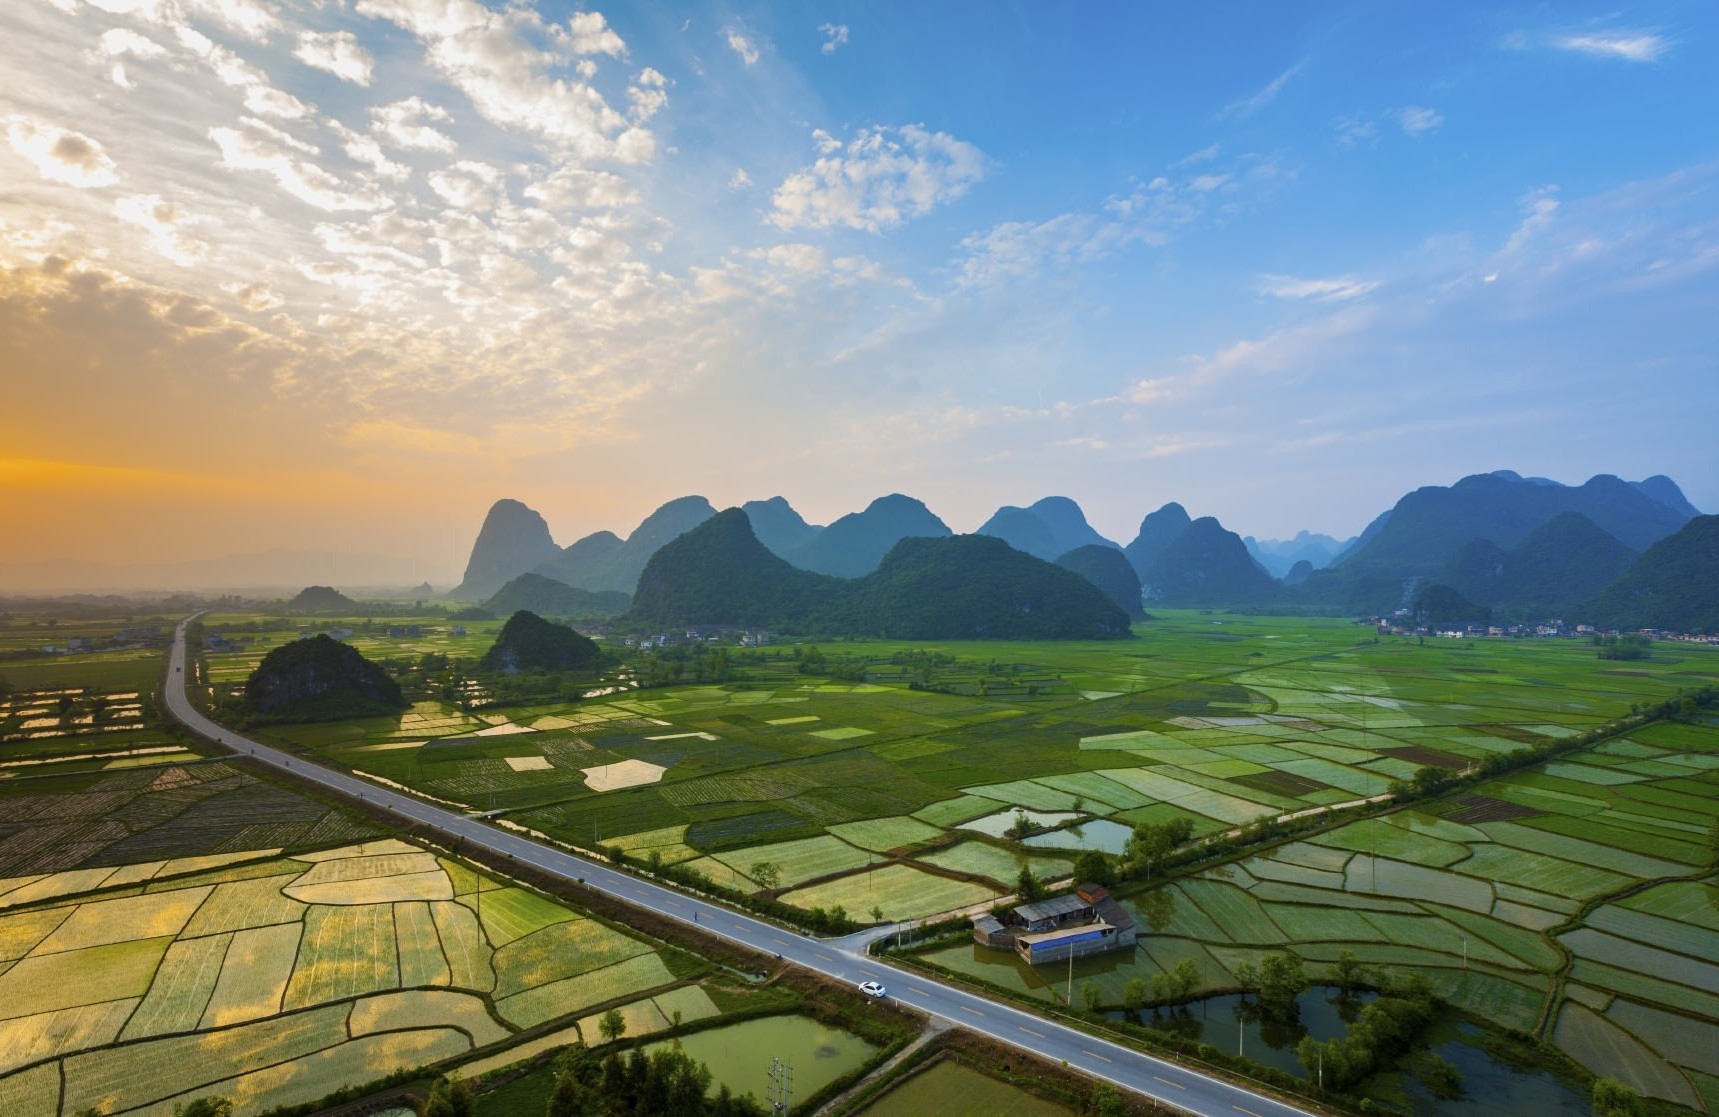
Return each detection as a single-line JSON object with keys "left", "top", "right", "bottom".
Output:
{"left": 1168, "top": 958, "right": 1200, "bottom": 1001}
{"left": 1090, "top": 1082, "right": 1128, "bottom": 1117}
{"left": 1334, "top": 949, "right": 1364, "bottom": 996}
{"left": 1080, "top": 979, "right": 1102, "bottom": 1013}
{"left": 1122, "top": 977, "right": 1148, "bottom": 1012}
{"left": 1016, "top": 866, "right": 1043, "bottom": 902}
{"left": 1233, "top": 960, "right": 1259, "bottom": 994}
{"left": 422, "top": 1076, "right": 473, "bottom": 1117}
{"left": 1257, "top": 952, "right": 1309, "bottom": 1018}
{"left": 1593, "top": 1077, "right": 1644, "bottom": 1117}
{"left": 1072, "top": 849, "right": 1116, "bottom": 887}
{"left": 749, "top": 860, "right": 781, "bottom": 890}
{"left": 870, "top": 904, "right": 884, "bottom": 923}
{"left": 599, "top": 1007, "right": 627, "bottom": 1044}
{"left": 172, "top": 1102, "right": 233, "bottom": 1117}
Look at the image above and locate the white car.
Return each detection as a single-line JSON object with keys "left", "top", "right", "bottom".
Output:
{"left": 858, "top": 980, "right": 887, "bottom": 998}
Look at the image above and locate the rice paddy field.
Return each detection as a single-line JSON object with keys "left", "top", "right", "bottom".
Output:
{"left": 0, "top": 835, "right": 695, "bottom": 1115}
{"left": 192, "top": 610, "right": 1719, "bottom": 1107}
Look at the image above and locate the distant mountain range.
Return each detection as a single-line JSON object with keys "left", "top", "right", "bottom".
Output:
{"left": 445, "top": 469, "right": 1710, "bottom": 636}
{"left": 620, "top": 509, "right": 1132, "bottom": 639}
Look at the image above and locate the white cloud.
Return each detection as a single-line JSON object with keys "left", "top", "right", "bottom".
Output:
{"left": 627, "top": 67, "right": 670, "bottom": 123}
{"left": 1503, "top": 185, "right": 1559, "bottom": 255}
{"left": 1257, "top": 274, "right": 1378, "bottom": 301}
{"left": 115, "top": 193, "right": 206, "bottom": 264}
{"left": 819, "top": 23, "right": 849, "bottom": 55}
{"left": 99, "top": 28, "right": 167, "bottom": 59}
{"left": 1334, "top": 116, "right": 1378, "bottom": 149}
{"left": 371, "top": 97, "right": 456, "bottom": 152}
{"left": 357, "top": 0, "right": 650, "bottom": 162}
{"left": 1130, "top": 306, "right": 1374, "bottom": 404}
{"left": 209, "top": 122, "right": 388, "bottom": 211}
{"left": 5, "top": 116, "right": 119, "bottom": 187}
{"left": 224, "top": 280, "right": 284, "bottom": 311}
{"left": 729, "top": 168, "right": 752, "bottom": 191}
{"left": 244, "top": 84, "right": 312, "bottom": 119}
{"left": 295, "top": 30, "right": 374, "bottom": 85}
{"left": 1222, "top": 63, "right": 1301, "bottom": 118}
{"left": 1397, "top": 105, "right": 1443, "bottom": 136}
{"left": 725, "top": 27, "right": 760, "bottom": 65}
{"left": 770, "top": 124, "right": 986, "bottom": 233}
{"left": 565, "top": 11, "right": 626, "bottom": 57}
{"left": 523, "top": 166, "right": 638, "bottom": 211}
{"left": 1550, "top": 30, "right": 1670, "bottom": 62}
{"left": 427, "top": 160, "right": 506, "bottom": 211}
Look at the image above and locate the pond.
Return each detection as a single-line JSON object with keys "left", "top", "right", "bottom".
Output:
{"left": 1371, "top": 1020, "right": 1590, "bottom": 1116}
{"left": 1023, "top": 818, "right": 1135, "bottom": 854}
{"left": 1106, "top": 987, "right": 1377, "bottom": 1077}
{"left": 959, "top": 808, "right": 1081, "bottom": 838}
{"left": 643, "top": 1014, "right": 877, "bottom": 1104}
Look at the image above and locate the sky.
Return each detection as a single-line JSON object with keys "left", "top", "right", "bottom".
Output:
{"left": 1, "top": 0, "right": 1716, "bottom": 585}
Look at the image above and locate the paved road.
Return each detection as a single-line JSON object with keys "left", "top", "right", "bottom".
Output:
{"left": 163, "top": 620, "right": 1318, "bottom": 1117}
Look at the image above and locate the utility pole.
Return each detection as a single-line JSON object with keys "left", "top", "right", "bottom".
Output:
{"left": 1066, "top": 943, "right": 1074, "bottom": 1007}
{"left": 766, "top": 1057, "right": 794, "bottom": 1115}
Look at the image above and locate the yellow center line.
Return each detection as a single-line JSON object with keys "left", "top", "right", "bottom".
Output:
{"left": 1083, "top": 1050, "right": 1110, "bottom": 1063}
{"left": 1018, "top": 1026, "right": 1044, "bottom": 1037}
{"left": 1154, "top": 1076, "right": 1184, "bottom": 1089}
{"left": 961, "top": 1005, "right": 984, "bottom": 1016}
{"left": 1233, "top": 1107, "right": 1263, "bottom": 1117}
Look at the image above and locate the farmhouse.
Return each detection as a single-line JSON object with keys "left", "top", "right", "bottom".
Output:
{"left": 970, "top": 882, "right": 1137, "bottom": 964}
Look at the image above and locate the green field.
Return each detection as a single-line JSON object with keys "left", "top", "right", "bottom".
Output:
{"left": 173, "top": 610, "right": 1719, "bottom": 1107}
{"left": 923, "top": 710, "right": 1719, "bottom": 1109}
{"left": 0, "top": 836, "right": 691, "bottom": 1114}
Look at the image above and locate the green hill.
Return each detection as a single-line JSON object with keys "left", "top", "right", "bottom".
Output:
{"left": 481, "top": 610, "right": 603, "bottom": 674}
{"left": 484, "top": 573, "right": 630, "bottom": 620}
{"left": 620, "top": 510, "right": 1131, "bottom": 639}
{"left": 624, "top": 508, "right": 838, "bottom": 629}
{"left": 286, "top": 585, "right": 357, "bottom": 614}
{"left": 843, "top": 535, "right": 1133, "bottom": 639}
{"left": 1412, "top": 584, "right": 1491, "bottom": 627}
{"left": 1438, "top": 512, "right": 1636, "bottom": 619}
{"left": 1056, "top": 544, "right": 1145, "bottom": 619}
{"left": 243, "top": 635, "right": 404, "bottom": 720}
{"left": 1586, "top": 515, "right": 1719, "bottom": 633}
{"left": 786, "top": 494, "right": 951, "bottom": 577}
{"left": 1124, "top": 502, "right": 1192, "bottom": 581}
{"left": 1139, "top": 517, "right": 1279, "bottom": 606}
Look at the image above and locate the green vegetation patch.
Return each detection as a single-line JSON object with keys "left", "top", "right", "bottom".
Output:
{"left": 711, "top": 834, "right": 872, "bottom": 888}
{"left": 917, "top": 842, "right": 1072, "bottom": 888}
{"left": 61, "top": 1001, "right": 352, "bottom": 1115}
{"left": 855, "top": 1058, "right": 1073, "bottom": 1116}
{"left": 283, "top": 903, "right": 400, "bottom": 1009}
{"left": 200, "top": 921, "right": 304, "bottom": 1027}
{"left": 0, "top": 935, "right": 170, "bottom": 1017}
{"left": 781, "top": 862, "right": 1002, "bottom": 921}
{"left": 464, "top": 886, "right": 577, "bottom": 947}
{"left": 495, "top": 951, "right": 675, "bottom": 1029}
{"left": 828, "top": 814, "right": 944, "bottom": 852}
{"left": 912, "top": 794, "right": 1004, "bottom": 827}
{"left": 121, "top": 931, "right": 232, "bottom": 1039}
{"left": 182, "top": 874, "right": 306, "bottom": 937}
{"left": 394, "top": 900, "right": 452, "bottom": 989}
{"left": 492, "top": 917, "right": 651, "bottom": 998}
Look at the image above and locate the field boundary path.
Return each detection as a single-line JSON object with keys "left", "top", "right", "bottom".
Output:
{"left": 162, "top": 618, "right": 1323, "bottom": 1117}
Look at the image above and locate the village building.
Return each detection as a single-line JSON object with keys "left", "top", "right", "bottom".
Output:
{"left": 970, "top": 882, "right": 1137, "bottom": 964}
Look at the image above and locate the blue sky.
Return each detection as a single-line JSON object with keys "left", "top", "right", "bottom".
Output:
{"left": 0, "top": 0, "right": 1714, "bottom": 575}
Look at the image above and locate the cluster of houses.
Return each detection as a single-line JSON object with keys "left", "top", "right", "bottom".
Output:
{"left": 971, "top": 882, "right": 1137, "bottom": 965}
{"left": 621, "top": 627, "right": 778, "bottom": 649}
{"left": 1369, "top": 617, "right": 1718, "bottom": 644}
{"left": 40, "top": 624, "right": 163, "bottom": 656}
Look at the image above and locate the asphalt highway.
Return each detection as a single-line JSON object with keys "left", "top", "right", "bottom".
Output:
{"left": 163, "top": 620, "right": 1318, "bottom": 1117}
